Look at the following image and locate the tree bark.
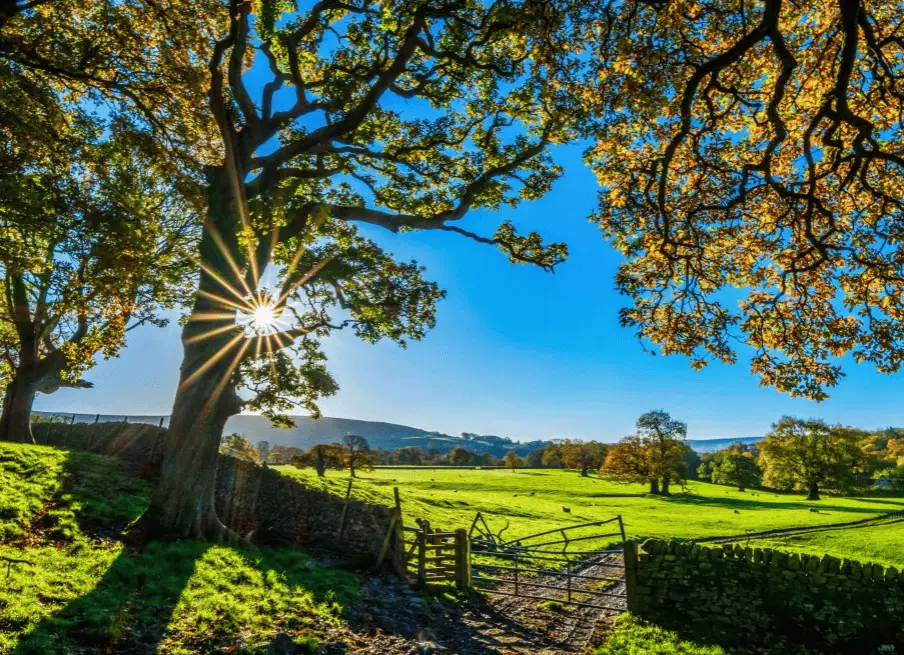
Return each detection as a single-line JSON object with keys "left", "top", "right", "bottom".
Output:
{"left": 0, "top": 368, "right": 37, "bottom": 444}
{"left": 140, "top": 167, "right": 247, "bottom": 542}
{"left": 807, "top": 482, "right": 820, "bottom": 501}
{"left": 661, "top": 475, "right": 671, "bottom": 495}
{"left": 649, "top": 478, "right": 660, "bottom": 494}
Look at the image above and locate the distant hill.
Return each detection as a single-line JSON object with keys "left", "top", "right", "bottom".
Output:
{"left": 687, "top": 436, "right": 764, "bottom": 453}
{"left": 33, "top": 412, "right": 548, "bottom": 458}
{"left": 35, "top": 412, "right": 762, "bottom": 456}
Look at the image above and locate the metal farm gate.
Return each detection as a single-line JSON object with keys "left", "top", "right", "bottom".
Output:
{"left": 467, "top": 513, "right": 629, "bottom": 612}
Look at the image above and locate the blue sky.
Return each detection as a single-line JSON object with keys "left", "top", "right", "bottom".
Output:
{"left": 35, "top": 140, "right": 904, "bottom": 442}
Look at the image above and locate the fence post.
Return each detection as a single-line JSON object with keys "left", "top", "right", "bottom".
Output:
{"left": 376, "top": 509, "right": 399, "bottom": 570}
{"left": 391, "top": 487, "right": 407, "bottom": 578}
{"left": 336, "top": 480, "right": 354, "bottom": 541}
{"left": 158, "top": 417, "right": 165, "bottom": 428}
{"left": 454, "top": 528, "right": 471, "bottom": 590}
{"left": 566, "top": 558, "right": 571, "bottom": 603}
{"left": 624, "top": 541, "right": 640, "bottom": 613}
{"left": 94, "top": 414, "right": 100, "bottom": 424}
{"left": 70, "top": 414, "right": 75, "bottom": 424}
{"left": 417, "top": 526, "right": 427, "bottom": 587}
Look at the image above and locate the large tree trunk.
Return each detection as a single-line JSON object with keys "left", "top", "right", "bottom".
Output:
{"left": 807, "top": 482, "right": 820, "bottom": 501}
{"left": 141, "top": 166, "right": 248, "bottom": 542}
{"left": 649, "top": 478, "right": 660, "bottom": 494}
{"left": 0, "top": 368, "right": 37, "bottom": 444}
{"left": 661, "top": 476, "right": 671, "bottom": 496}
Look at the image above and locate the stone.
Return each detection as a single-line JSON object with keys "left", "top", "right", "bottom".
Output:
{"left": 268, "top": 634, "right": 298, "bottom": 655}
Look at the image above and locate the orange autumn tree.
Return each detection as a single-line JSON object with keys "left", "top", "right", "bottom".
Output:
{"left": 588, "top": 0, "right": 904, "bottom": 399}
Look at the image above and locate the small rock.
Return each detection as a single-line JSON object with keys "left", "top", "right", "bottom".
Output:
{"left": 561, "top": 506, "right": 571, "bottom": 513}
{"left": 268, "top": 633, "right": 297, "bottom": 655}
{"left": 513, "top": 493, "right": 519, "bottom": 497}
{"left": 733, "top": 510, "right": 740, "bottom": 514}
{"left": 809, "top": 507, "right": 819, "bottom": 513}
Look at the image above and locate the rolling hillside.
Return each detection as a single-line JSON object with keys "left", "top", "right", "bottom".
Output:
{"left": 35, "top": 412, "right": 761, "bottom": 456}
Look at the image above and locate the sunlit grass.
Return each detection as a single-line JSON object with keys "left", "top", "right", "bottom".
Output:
{"left": 276, "top": 466, "right": 904, "bottom": 560}
{"left": 748, "top": 516, "right": 904, "bottom": 569}
{"left": 596, "top": 614, "right": 727, "bottom": 655}
{"left": 0, "top": 443, "right": 357, "bottom": 655}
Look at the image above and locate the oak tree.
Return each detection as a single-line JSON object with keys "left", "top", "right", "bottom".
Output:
{"left": 503, "top": 450, "right": 523, "bottom": 472}
{"left": 601, "top": 410, "right": 688, "bottom": 494}
{"left": 449, "top": 447, "right": 473, "bottom": 466}
{"left": 0, "top": 1, "right": 220, "bottom": 442}
{"left": 600, "top": 436, "right": 659, "bottom": 493}
{"left": 758, "top": 417, "right": 867, "bottom": 500}
{"left": 149, "top": 0, "right": 591, "bottom": 540}
{"left": 560, "top": 439, "right": 607, "bottom": 476}
{"left": 711, "top": 452, "right": 763, "bottom": 492}
{"left": 589, "top": 0, "right": 904, "bottom": 400}
{"left": 0, "top": 139, "right": 197, "bottom": 443}
{"left": 292, "top": 443, "right": 343, "bottom": 477}
{"left": 341, "top": 434, "right": 374, "bottom": 478}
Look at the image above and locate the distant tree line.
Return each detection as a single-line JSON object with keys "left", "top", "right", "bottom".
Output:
{"left": 221, "top": 411, "right": 904, "bottom": 500}
{"left": 696, "top": 418, "right": 904, "bottom": 500}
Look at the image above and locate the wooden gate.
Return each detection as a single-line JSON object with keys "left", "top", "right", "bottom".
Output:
{"left": 467, "top": 514, "right": 629, "bottom": 611}
{"left": 402, "top": 520, "right": 471, "bottom": 588}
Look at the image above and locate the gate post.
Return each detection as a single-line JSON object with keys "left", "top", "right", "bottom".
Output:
{"left": 624, "top": 540, "right": 640, "bottom": 612}
{"left": 454, "top": 528, "right": 471, "bottom": 590}
{"left": 416, "top": 528, "right": 427, "bottom": 586}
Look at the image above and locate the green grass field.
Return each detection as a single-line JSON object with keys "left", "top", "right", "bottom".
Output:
{"left": 748, "top": 515, "right": 904, "bottom": 569}
{"left": 0, "top": 443, "right": 357, "bottom": 654}
{"left": 5, "top": 443, "right": 904, "bottom": 653}
{"left": 277, "top": 466, "right": 904, "bottom": 561}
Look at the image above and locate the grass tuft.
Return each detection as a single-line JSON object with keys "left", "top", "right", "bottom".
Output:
{"left": 595, "top": 614, "right": 727, "bottom": 655}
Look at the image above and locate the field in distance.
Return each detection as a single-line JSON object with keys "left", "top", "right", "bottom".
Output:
{"left": 276, "top": 466, "right": 904, "bottom": 564}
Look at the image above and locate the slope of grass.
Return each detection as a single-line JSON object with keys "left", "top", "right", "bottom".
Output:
{"left": 276, "top": 466, "right": 904, "bottom": 560}
{"left": 0, "top": 443, "right": 357, "bottom": 654}
{"left": 748, "top": 517, "right": 904, "bottom": 569}
{"left": 596, "top": 614, "right": 727, "bottom": 655}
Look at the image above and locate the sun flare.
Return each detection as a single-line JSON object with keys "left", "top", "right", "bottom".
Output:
{"left": 252, "top": 304, "right": 277, "bottom": 330}
{"left": 236, "top": 297, "right": 284, "bottom": 336}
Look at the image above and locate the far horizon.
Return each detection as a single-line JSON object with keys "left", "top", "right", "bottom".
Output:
{"left": 25, "top": 410, "right": 796, "bottom": 445}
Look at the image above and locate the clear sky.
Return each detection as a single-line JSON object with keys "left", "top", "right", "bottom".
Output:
{"left": 34, "top": 140, "right": 904, "bottom": 442}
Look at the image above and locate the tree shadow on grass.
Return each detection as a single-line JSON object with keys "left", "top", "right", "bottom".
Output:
{"left": 13, "top": 542, "right": 211, "bottom": 655}
{"left": 9, "top": 450, "right": 212, "bottom": 654}
{"left": 10, "top": 452, "right": 361, "bottom": 654}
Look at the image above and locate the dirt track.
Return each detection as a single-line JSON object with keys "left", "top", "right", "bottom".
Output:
{"left": 342, "top": 551, "right": 626, "bottom": 655}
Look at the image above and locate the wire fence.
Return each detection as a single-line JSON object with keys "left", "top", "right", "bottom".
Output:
{"left": 31, "top": 412, "right": 170, "bottom": 427}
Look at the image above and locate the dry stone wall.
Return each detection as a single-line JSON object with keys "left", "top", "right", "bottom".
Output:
{"left": 32, "top": 422, "right": 397, "bottom": 562}
{"left": 628, "top": 538, "right": 904, "bottom": 654}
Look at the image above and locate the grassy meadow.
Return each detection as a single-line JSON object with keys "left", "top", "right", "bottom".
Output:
{"left": 277, "top": 466, "right": 904, "bottom": 561}
{"left": 748, "top": 515, "right": 904, "bottom": 569}
{"left": 0, "top": 443, "right": 357, "bottom": 654}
